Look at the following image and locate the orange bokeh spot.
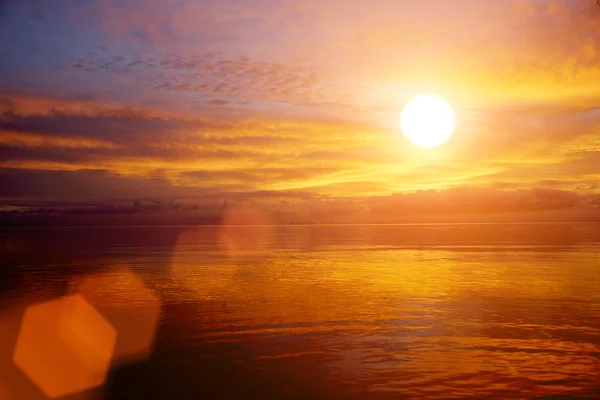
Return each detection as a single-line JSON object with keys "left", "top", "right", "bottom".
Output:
{"left": 218, "top": 207, "right": 273, "bottom": 256}
{"left": 12, "top": 295, "right": 116, "bottom": 399}
{"left": 70, "top": 268, "right": 161, "bottom": 365}
{"left": 0, "top": 381, "right": 13, "bottom": 400}
{"left": 1, "top": 290, "right": 63, "bottom": 400}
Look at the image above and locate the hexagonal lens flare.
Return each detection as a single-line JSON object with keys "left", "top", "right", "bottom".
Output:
{"left": 69, "top": 268, "right": 162, "bottom": 366}
{"left": 12, "top": 295, "right": 117, "bottom": 399}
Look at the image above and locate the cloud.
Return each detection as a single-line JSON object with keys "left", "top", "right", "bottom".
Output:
{"left": 2, "top": 183, "right": 598, "bottom": 226}
{"left": 0, "top": 98, "right": 397, "bottom": 195}
{"left": 69, "top": 52, "right": 354, "bottom": 112}
{"left": 1, "top": 0, "right": 600, "bottom": 211}
{"left": 178, "top": 167, "right": 340, "bottom": 186}
{"left": 2, "top": 96, "right": 600, "bottom": 200}
{"left": 4, "top": 0, "right": 600, "bottom": 106}
{"left": 365, "top": 186, "right": 592, "bottom": 218}
{"left": 0, "top": 108, "right": 188, "bottom": 145}
{"left": 0, "top": 168, "right": 182, "bottom": 199}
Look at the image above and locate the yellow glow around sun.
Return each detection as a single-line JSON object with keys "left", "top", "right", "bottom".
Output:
{"left": 400, "top": 94, "right": 455, "bottom": 148}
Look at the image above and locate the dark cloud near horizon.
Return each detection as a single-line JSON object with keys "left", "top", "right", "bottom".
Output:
{"left": 365, "top": 186, "right": 595, "bottom": 217}
{"left": 2, "top": 166, "right": 598, "bottom": 216}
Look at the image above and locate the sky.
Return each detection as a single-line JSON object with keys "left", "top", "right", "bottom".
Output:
{"left": 0, "top": 0, "right": 599, "bottom": 222}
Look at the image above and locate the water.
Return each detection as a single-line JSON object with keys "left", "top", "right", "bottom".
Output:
{"left": 1, "top": 223, "right": 599, "bottom": 399}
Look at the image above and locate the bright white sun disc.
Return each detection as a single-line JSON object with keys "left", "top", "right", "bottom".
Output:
{"left": 400, "top": 94, "right": 455, "bottom": 148}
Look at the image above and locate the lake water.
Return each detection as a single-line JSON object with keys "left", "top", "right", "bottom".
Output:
{"left": 0, "top": 223, "right": 599, "bottom": 399}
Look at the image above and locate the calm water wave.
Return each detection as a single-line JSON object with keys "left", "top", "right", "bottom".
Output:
{"left": 1, "top": 223, "right": 599, "bottom": 399}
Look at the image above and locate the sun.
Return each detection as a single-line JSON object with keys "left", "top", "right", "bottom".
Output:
{"left": 400, "top": 94, "right": 455, "bottom": 148}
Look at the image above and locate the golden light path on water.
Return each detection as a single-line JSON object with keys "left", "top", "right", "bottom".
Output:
{"left": 0, "top": 223, "right": 599, "bottom": 398}
{"left": 164, "top": 223, "right": 600, "bottom": 398}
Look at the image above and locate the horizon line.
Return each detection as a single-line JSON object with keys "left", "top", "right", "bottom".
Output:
{"left": 2, "top": 221, "right": 599, "bottom": 228}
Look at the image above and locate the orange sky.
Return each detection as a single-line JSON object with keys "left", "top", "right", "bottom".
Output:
{"left": 0, "top": 0, "right": 599, "bottom": 219}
